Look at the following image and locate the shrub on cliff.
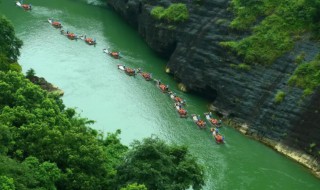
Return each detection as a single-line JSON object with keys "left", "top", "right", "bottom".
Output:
{"left": 288, "top": 54, "right": 320, "bottom": 95}
{"left": 151, "top": 3, "right": 189, "bottom": 23}
{"left": 274, "top": 90, "right": 286, "bottom": 104}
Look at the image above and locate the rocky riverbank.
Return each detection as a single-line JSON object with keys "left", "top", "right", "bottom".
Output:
{"left": 106, "top": 0, "right": 320, "bottom": 177}
{"left": 28, "top": 75, "right": 64, "bottom": 96}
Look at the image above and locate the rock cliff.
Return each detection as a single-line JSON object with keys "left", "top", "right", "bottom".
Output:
{"left": 106, "top": 0, "right": 320, "bottom": 176}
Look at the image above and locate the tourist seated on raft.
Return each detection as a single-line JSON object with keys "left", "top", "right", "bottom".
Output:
{"left": 210, "top": 127, "right": 219, "bottom": 136}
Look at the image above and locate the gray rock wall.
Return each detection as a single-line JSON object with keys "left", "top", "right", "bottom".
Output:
{"left": 106, "top": 0, "right": 320, "bottom": 171}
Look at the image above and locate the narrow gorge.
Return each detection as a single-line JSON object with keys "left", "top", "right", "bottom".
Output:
{"left": 106, "top": 0, "right": 320, "bottom": 177}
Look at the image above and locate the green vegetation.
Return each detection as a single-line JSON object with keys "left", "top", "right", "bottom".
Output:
{"left": 0, "top": 16, "right": 204, "bottom": 190}
{"left": 0, "top": 16, "right": 22, "bottom": 63}
{"left": 120, "top": 183, "right": 147, "bottom": 190}
{"left": 114, "top": 137, "right": 204, "bottom": 190}
{"left": 221, "top": 0, "right": 320, "bottom": 65}
{"left": 295, "top": 52, "right": 306, "bottom": 64}
{"left": 288, "top": 54, "right": 320, "bottom": 95}
{"left": 151, "top": 3, "right": 189, "bottom": 23}
{"left": 274, "top": 90, "right": 286, "bottom": 104}
{"left": 230, "top": 63, "right": 251, "bottom": 71}
{"left": 26, "top": 68, "right": 36, "bottom": 79}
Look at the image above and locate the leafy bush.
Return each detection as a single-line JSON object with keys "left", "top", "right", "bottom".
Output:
{"left": 288, "top": 54, "right": 320, "bottom": 95}
{"left": 150, "top": 6, "right": 165, "bottom": 20}
{"left": 151, "top": 3, "right": 189, "bottom": 23}
{"left": 274, "top": 90, "right": 286, "bottom": 104}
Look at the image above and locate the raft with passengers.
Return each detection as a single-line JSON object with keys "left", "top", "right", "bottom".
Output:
{"left": 60, "top": 30, "right": 82, "bottom": 40}
{"left": 169, "top": 91, "right": 186, "bottom": 105}
{"left": 16, "top": 1, "right": 32, "bottom": 10}
{"left": 48, "top": 18, "right": 62, "bottom": 28}
{"left": 211, "top": 127, "right": 224, "bottom": 144}
{"left": 136, "top": 69, "right": 152, "bottom": 81}
{"left": 103, "top": 48, "right": 121, "bottom": 59}
{"left": 204, "top": 112, "right": 222, "bottom": 127}
{"left": 175, "top": 102, "right": 188, "bottom": 118}
{"left": 81, "top": 35, "right": 96, "bottom": 45}
{"left": 117, "top": 64, "right": 136, "bottom": 76}
{"left": 155, "top": 79, "right": 169, "bottom": 93}
{"left": 191, "top": 114, "right": 206, "bottom": 129}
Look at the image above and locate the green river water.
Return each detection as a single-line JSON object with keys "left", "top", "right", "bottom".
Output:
{"left": 1, "top": 0, "right": 320, "bottom": 189}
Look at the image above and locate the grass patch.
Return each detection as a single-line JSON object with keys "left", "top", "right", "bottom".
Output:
{"left": 295, "top": 52, "right": 306, "bottom": 64}
{"left": 151, "top": 3, "right": 189, "bottom": 23}
{"left": 274, "top": 90, "right": 286, "bottom": 104}
{"left": 221, "top": 0, "right": 320, "bottom": 65}
{"left": 288, "top": 54, "right": 320, "bottom": 95}
{"left": 230, "top": 63, "right": 251, "bottom": 71}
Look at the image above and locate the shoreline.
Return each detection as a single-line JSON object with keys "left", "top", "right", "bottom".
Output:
{"left": 224, "top": 119, "right": 320, "bottom": 179}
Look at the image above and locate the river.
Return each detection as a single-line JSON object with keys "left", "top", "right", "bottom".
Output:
{"left": 1, "top": 0, "right": 320, "bottom": 189}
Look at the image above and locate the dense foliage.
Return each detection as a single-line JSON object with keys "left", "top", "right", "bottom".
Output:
{"left": 221, "top": 0, "right": 320, "bottom": 65}
{"left": 115, "top": 137, "right": 205, "bottom": 190}
{"left": 0, "top": 16, "right": 22, "bottom": 63}
{"left": 151, "top": 3, "right": 189, "bottom": 23}
{"left": 0, "top": 16, "right": 204, "bottom": 190}
{"left": 0, "top": 155, "right": 60, "bottom": 190}
{"left": 288, "top": 54, "right": 320, "bottom": 95}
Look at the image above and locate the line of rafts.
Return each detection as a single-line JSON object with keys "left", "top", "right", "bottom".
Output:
{"left": 16, "top": 1, "right": 32, "bottom": 10}
{"left": 102, "top": 47, "right": 224, "bottom": 144}
{"left": 111, "top": 67, "right": 225, "bottom": 144}
{"left": 47, "top": 18, "right": 96, "bottom": 46}
{"left": 160, "top": 80, "right": 224, "bottom": 144}
{"left": 116, "top": 65, "right": 152, "bottom": 80}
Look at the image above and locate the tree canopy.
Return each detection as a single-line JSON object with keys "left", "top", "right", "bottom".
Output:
{"left": 0, "top": 16, "right": 22, "bottom": 63}
{"left": 115, "top": 137, "right": 205, "bottom": 190}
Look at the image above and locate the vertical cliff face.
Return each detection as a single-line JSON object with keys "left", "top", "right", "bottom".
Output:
{"left": 107, "top": 0, "right": 320, "bottom": 174}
